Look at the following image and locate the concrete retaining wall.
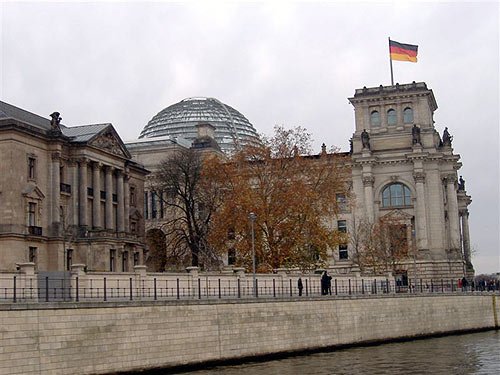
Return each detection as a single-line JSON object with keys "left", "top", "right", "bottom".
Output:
{"left": 1, "top": 294, "right": 498, "bottom": 374}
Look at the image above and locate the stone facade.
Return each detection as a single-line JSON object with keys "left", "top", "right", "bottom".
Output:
{"left": 0, "top": 102, "right": 148, "bottom": 272}
{"left": 126, "top": 82, "right": 473, "bottom": 281}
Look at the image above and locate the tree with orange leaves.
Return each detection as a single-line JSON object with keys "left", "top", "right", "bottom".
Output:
{"left": 206, "top": 126, "right": 351, "bottom": 272}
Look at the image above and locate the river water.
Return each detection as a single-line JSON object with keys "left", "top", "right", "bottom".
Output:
{"left": 181, "top": 330, "right": 500, "bottom": 375}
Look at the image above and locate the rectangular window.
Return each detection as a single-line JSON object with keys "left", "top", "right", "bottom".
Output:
{"left": 29, "top": 246, "right": 37, "bottom": 264}
{"left": 122, "top": 251, "right": 129, "bottom": 272}
{"left": 151, "top": 192, "right": 157, "bottom": 219}
{"left": 338, "top": 220, "right": 347, "bottom": 233}
{"left": 339, "top": 244, "right": 348, "bottom": 260}
{"left": 110, "top": 249, "right": 116, "bottom": 272}
{"left": 144, "top": 192, "right": 149, "bottom": 219}
{"left": 336, "top": 193, "right": 347, "bottom": 210}
{"left": 130, "top": 221, "right": 137, "bottom": 234}
{"left": 133, "top": 252, "right": 139, "bottom": 266}
{"left": 28, "top": 157, "right": 36, "bottom": 180}
{"left": 160, "top": 191, "right": 164, "bottom": 219}
{"left": 66, "top": 249, "right": 73, "bottom": 271}
{"left": 28, "top": 202, "right": 36, "bottom": 226}
{"left": 130, "top": 186, "right": 136, "bottom": 206}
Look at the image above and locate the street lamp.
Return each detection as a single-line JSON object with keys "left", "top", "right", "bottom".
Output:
{"left": 248, "top": 212, "right": 257, "bottom": 297}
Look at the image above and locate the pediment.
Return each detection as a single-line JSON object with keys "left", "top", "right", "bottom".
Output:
{"left": 129, "top": 207, "right": 143, "bottom": 221}
{"left": 22, "top": 184, "right": 45, "bottom": 200}
{"left": 380, "top": 209, "right": 413, "bottom": 221}
{"left": 89, "top": 128, "right": 131, "bottom": 159}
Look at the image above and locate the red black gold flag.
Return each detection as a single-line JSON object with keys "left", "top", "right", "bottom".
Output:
{"left": 389, "top": 40, "right": 418, "bottom": 62}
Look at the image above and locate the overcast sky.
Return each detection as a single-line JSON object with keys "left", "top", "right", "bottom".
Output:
{"left": 1, "top": 1, "right": 498, "bottom": 274}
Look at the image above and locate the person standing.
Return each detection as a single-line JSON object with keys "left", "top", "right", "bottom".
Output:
{"left": 297, "top": 277, "right": 303, "bottom": 296}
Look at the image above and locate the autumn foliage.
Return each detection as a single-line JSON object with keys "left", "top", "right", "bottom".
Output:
{"left": 205, "top": 126, "right": 351, "bottom": 272}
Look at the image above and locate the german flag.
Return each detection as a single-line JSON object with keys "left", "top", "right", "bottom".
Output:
{"left": 389, "top": 40, "right": 418, "bottom": 62}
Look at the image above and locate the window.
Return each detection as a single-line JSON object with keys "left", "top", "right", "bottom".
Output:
{"left": 28, "top": 202, "right": 36, "bottom": 226}
{"left": 130, "top": 221, "right": 137, "bottom": 234}
{"left": 228, "top": 248, "right": 236, "bottom": 265}
{"left": 151, "top": 192, "right": 157, "bottom": 219}
{"left": 133, "top": 252, "right": 139, "bottom": 266}
{"left": 382, "top": 183, "right": 412, "bottom": 207}
{"left": 159, "top": 191, "right": 164, "bottom": 219}
{"left": 387, "top": 109, "right": 397, "bottom": 125}
{"left": 130, "top": 186, "right": 136, "bottom": 206}
{"left": 339, "top": 244, "right": 348, "bottom": 260}
{"left": 336, "top": 193, "right": 347, "bottom": 211}
{"left": 29, "top": 247, "right": 37, "bottom": 264}
{"left": 337, "top": 220, "right": 347, "bottom": 233}
{"left": 110, "top": 249, "right": 116, "bottom": 272}
{"left": 144, "top": 192, "right": 149, "bottom": 219}
{"left": 403, "top": 107, "right": 414, "bottom": 123}
{"left": 122, "top": 251, "right": 129, "bottom": 272}
{"left": 28, "top": 156, "right": 36, "bottom": 180}
{"left": 370, "top": 111, "right": 381, "bottom": 126}
{"left": 66, "top": 249, "right": 73, "bottom": 271}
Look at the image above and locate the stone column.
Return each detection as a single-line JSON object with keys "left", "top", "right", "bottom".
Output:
{"left": 124, "top": 174, "right": 130, "bottom": 233}
{"left": 413, "top": 172, "right": 428, "bottom": 249}
{"left": 105, "top": 166, "right": 114, "bottom": 230}
{"left": 69, "top": 160, "right": 79, "bottom": 225}
{"left": 78, "top": 158, "right": 88, "bottom": 227}
{"left": 363, "top": 175, "right": 375, "bottom": 223}
{"left": 51, "top": 152, "right": 61, "bottom": 230}
{"left": 117, "top": 169, "right": 125, "bottom": 232}
{"left": 92, "top": 162, "right": 102, "bottom": 229}
{"left": 461, "top": 209, "right": 472, "bottom": 264}
{"left": 445, "top": 175, "right": 460, "bottom": 249}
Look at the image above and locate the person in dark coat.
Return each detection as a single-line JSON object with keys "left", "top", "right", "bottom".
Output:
{"left": 297, "top": 277, "right": 303, "bottom": 296}
{"left": 321, "top": 271, "right": 328, "bottom": 295}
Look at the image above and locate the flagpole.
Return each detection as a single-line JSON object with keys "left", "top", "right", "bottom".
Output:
{"left": 389, "top": 37, "right": 394, "bottom": 86}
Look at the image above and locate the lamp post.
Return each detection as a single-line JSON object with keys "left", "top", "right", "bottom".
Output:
{"left": 248, "top": 212, "right": 257, "bottom": 297}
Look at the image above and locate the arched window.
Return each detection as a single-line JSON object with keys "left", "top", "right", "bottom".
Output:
{"left": 370, "top": 111, "right": 381, "bottom": 126}
{"left": 403, "top": 107, "right": 414, "bottom": 123}
{"left": 387, "top": 109, "right": 397, "bottom": 125}
{"left": 381, "top": 183, "right": 412, "bottom": 207}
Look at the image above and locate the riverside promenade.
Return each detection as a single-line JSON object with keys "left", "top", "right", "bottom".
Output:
{"left": 1, "top": 274, "right": 499, "bottom": 375}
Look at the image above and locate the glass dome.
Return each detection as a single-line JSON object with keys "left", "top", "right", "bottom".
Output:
{"left": 139, "top": 97, "right": 261, "bottom": 154}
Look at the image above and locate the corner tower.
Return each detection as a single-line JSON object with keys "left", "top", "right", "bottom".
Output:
{"left": 348, "top": 82, "right": 473, "bottom": 281}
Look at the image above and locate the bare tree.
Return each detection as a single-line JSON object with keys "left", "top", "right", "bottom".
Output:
{"left": 152, "top": 148, "right": 224, "bottom": 270}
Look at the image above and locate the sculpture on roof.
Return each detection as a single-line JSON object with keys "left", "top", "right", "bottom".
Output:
{"left": 50, "top": 112, "right": 62, "bottom": 131}
{"left": 458, "top": 176, "right": 466, "bottom": 191}
{"left": 361, "top": 129, "right": 370, "bottom": 150}
{"left": 442, "top": 127, "right": 453, "bottom": 147}
{"left": 412, "top": 124, "right": 421, "bottom": 145}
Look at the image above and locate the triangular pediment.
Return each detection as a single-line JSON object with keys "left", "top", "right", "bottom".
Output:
{"left": 89, "top": 126, "right": 131, "bottom": 159}
{"left": 22, "top": 184, "right": 45, "bottom": 200}
{"left": 380, "top": 209, "right": 413, "bottom": 221}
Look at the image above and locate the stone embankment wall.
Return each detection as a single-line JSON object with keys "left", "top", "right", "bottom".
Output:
{"left": 1, "top": 294, "right": 498, "bottom": 375}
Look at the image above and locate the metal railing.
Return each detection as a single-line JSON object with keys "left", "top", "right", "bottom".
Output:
{"left": 1, "top": 276, "right": 493, "bottom": 304}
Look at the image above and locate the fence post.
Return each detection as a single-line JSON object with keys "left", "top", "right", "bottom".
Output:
{"left": 176, "top": 278, "right": 180, "bottom": 299}
{"left": 13, "top": 276, "right": 16, "bottom": 303}
{"left": 420, "top": 279, "right": 423, "bottom": 293}
{"left": 103, "top": 278, "right": 107, "bottom": 301}
{"left": 218, "top": 279, "right": 221, "bottom": 299}
{"left": 237, "top": 279, "right": 241, "bottom": 298}
{"left": 386, "top": 278, "right": 390, "bottom": 294}
{"left": 441, "top": 279, "right": 444, "bottom": 293}
{"left": 255, "top": 279, "right": 259, "bottom": 298}
{"left": 289, "top": 279, "right": 293, "bottom": 297}
{"left": 362, "top": 279, "right": 365, "bottom": 294}
{"left": 154, "top": 278, "right": 157, "bottom": 301}
{"left": 305, "top": 279, "right": 308, "bottom": 297}
{"left": 45, "top": 276, "right": 49, "bottom": 302}
{"left": 198, "top": 278, "right": 201, "bottom": 299}
{"left": 273, "top": 279, "right": 276, "bottom": 298}
{"left": 431, "top": 279, "right": 434, "bottom": 293}
{"left": 76, "top": 276, "right": 79, "bottom": 302}
{"left": 348, "top": 279, "right": 351, "bottom": 295}
{"left": 374, "top": 279, "right": 377, "bottom": 294}
{"left": 334, "top": 279, "right": 338, "bottom": 295}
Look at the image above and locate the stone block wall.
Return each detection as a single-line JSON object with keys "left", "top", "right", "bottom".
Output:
{"left": 0, "top": 294, "right": 498, "bottom": 374}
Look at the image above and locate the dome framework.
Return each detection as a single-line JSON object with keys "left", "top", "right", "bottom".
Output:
{"left": 139, "top": 97, "right": 261, "bottom": 154}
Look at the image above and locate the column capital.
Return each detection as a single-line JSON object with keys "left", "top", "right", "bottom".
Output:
{"left": 362, "top": 176, "right": 375, "bottom": 187}
{"left": 51, "top": 151, "right": 62, "bottom": 161}
{"left": 78, "top": 157, "right": 90, "bottom": 165}
{"left": 93, "top": 161, "right": 103, "bottom": 169}
{"left": 442, "top": 174, "right": 457, "bottom": 184}
{"left": 413, "top": 172, "right": 426, "bottom": 183}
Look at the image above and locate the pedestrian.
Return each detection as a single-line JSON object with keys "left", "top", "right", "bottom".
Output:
{"left": 297, "top": 277, "right": 303, "bottom": 296}
{"left": 327, "top": 273, "right": 332, "bottom": 295}
{"left": 321, "top": 271, "right": 328, "bottom": 295}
